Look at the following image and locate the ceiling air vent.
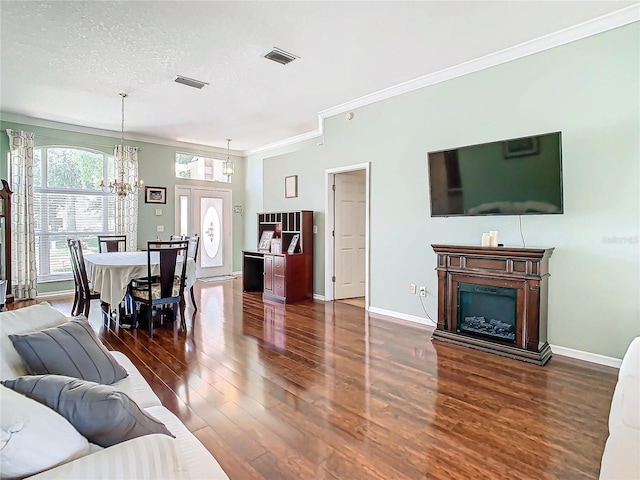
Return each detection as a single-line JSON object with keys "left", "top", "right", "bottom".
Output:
{"left": 174, "top": 75, "right": 209, "bottom": 89}
{"left": 264, "top": 48, "right": 299, "bottom": 65}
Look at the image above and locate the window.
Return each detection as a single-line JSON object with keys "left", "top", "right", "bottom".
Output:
{"left": 175, "top": 152, "right": 230, "bottom": 183}
{"left": 33, "top": 146, "right": 115, "bottom": 282}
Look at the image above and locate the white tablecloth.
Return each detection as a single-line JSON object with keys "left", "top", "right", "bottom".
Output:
{"left": 84, "top": 251, "right": 196, "bottom": 309}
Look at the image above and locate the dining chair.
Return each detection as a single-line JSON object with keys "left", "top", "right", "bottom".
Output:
{"left": 184, "top": 234, "right": 200, "bottom": 311}
{"left": 129, "top": 240, "right": 189, "bottom": 337}
{"left": 98, "top": 235, "right": 127, "bottom": 253}
{"left": 67, "top": 238, "right": 101, "bottom": 318}
{"left": 170, "top": 234, "right": 200, "bottom": 311}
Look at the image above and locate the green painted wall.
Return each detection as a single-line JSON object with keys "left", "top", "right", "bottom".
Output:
{"left": 252, "top": 23, "right": 640, "bottom": 359}
{"left": 0, "top": 122, "right": 245, "bottom": 293}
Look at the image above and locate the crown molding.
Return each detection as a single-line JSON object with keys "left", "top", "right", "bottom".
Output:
{"left": 0, "top": 112, "right": 243, "bottom": 156}
{"left": 244, "top": 129, "right": 321, "bottom": 156}
{"left": 257, "top": 5, "right": 640, "bottom": 155}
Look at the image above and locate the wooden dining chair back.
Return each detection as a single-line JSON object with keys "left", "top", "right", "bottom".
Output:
{"left": 129, "top": 240, "right": 189, "bottom": 337}
{"left": 169, "top": 234, "right": 200, "bottom": 311}
{"left": 67, "top": 238, "right": 101, "bottom": 317}
{"left": 183, "top": 235, "right": 200, "bottom": 311}
{"left": 98, "top": 235, "right": 127, "bottom": 253}
{"left": 184, "top": 234, "right": 200, "bottom": 261}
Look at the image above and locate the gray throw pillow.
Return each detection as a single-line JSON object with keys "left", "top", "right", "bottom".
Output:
{"left": 8, "top": 318, "right": 127, "bottom": 384}
{"left": 1, "top": 375, "right": 174, "bottom": 448}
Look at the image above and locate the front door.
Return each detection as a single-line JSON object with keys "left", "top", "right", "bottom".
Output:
{"left": 175, "top": 186, "right": 232, "bottom": 278}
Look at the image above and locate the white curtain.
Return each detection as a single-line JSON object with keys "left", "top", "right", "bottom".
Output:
{"left": 114, "top": 145, "right": 139, "bottom": 251}
{"left": 7, "top": 129, "right": 38, "bottom": 300}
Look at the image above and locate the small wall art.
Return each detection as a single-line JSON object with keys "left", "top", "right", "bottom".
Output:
{"left": 145, "top": 186, "right": 167, "bottom": 204}
{"left": 285, "top": 175, "right": 298, "bottom": 198}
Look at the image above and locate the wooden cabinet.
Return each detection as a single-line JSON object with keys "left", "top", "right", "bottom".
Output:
{"left": 242, "top": 210, "right": 314, "bottom": 304}
{"left": 0, "top": 179, "right": 13, "bottom": 305}
{"left": 264, "top": 254, "right": 274, "bottom": 292}
{"left": 262, "top": 253, "right": 313, "bottom": 303}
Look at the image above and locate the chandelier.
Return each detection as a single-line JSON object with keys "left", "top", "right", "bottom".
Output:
{"left": 223, "top": 138, "right": 234, "bottom": 177}
{"left": 101, "top": 93, "right": 142, "bottom": 196}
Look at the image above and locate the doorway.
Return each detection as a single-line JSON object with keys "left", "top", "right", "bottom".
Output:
{"left": 175, "top": 186, "right": 232, "bottom": 278}
{"left": 324, "top": 163, "right": 370, "bottom": 308}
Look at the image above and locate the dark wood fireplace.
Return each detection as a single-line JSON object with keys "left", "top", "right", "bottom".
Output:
{"left": 431, "top": 244, "right": 554, "bottom": 365}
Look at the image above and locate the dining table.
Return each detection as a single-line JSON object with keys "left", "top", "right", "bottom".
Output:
{"left": 84, "top": 251, "right": 196, "bottom": 312}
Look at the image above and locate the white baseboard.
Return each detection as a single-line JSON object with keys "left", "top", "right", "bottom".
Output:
{"left": 233, "top": 271, "right": 242, "bottom": 276}
{"left": 550, "top": 344, "right": 622, "bottom": 368}
{"left": 37, "top": 289, "right": 75, "bottom": 299}
{"left": 367, "top": 306, "right": 437, "bottom": 327}
{"left": 313, "top": 294, "right": 325, "bottom": 301}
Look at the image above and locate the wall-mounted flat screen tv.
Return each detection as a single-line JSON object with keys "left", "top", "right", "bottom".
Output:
{"left": 427, "top": 132, "right": 563, "bottom": 217}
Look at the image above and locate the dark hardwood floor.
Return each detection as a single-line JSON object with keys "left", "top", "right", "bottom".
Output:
{"left": 15, "top": 278, "right": 617, "bottom": 479}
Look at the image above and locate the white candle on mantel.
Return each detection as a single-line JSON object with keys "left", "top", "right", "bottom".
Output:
{"left": 481, "top": 233, "right": 490, "bottom": 246}
{"left": 489, "top": 231, "right": 498, "bottom": 247}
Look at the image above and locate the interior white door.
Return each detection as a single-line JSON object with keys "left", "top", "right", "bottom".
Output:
{"left": 334, "top": 170, "right": 366, "bottom": 299}
{"left": 175, "top": 186, "right": 232, "bottom": 278}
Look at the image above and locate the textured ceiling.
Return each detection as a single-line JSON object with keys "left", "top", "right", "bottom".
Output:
{"left": 0, "top": 1, "right": 636, "bottom": 153}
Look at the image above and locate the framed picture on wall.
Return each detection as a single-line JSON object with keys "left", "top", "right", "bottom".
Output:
{"left": 285, "top": 175, "right": 298, "bottom": 198}
{"left": 145, "top": 186, "right": 167, "bottom": 204}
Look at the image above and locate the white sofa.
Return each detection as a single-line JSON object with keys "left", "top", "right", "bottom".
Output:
{"left": 600, "top": 336, "right": 640, "bottom": 479}
{"left": 0, "top": 302, "right": 229, "bottom": 479}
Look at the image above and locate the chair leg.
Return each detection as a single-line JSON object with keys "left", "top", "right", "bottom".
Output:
{"left": 132, "top": 301, "right": 139, "bottom": 330}
{"left": 101, "top": 302, "right": 109, "bottom": 326}
{"left": 83, "top": 296, "right": 91, "bottom": 318}
{"left": 178, "top": 300, "right": 186, "bottom": 332}
{"left": 148, "top": 304, "right": 154, "bottom": 338}
{"left": 189, "top": 286, "right": 198, "bottom": 312}
{"left": 71, "top": 288, "right": 80, "bottom": 316}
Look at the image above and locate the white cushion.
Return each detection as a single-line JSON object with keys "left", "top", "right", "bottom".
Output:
{"left": 0, "top": 385, "right": 90, "bottom": 479}
{"left": 110, "top": 351, "right": 162, "bottom": 408}
{"left": 29, "top": 434, "right": 190, "bottom": 480}
{"left": 145, "top": 406, "right": 229, "bottom": 480}
{"left": 599, "top": 427, "right": 640, "bottom": 479}
{"left": 609, "top": 376, "right": 640, "bottom": 431}
{"left": 0, "top": 302, "right": 68, "bottom": 380}
{"left": 619, "top": 337, "right": 640, "bottom": 380}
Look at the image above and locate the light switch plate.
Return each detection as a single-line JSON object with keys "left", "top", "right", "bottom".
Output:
{"left": 313, "top": 225, "right": 318, "bottom": 234}
{"left": 155, "top": 209, "right": 162, "bottom": 216}
{"left": 156, "top": 225, "right": 164, "bottom": 232}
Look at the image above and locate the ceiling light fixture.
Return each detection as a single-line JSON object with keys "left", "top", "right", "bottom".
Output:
{"left": 101, "top": 93, "right": 142, "bottom": 196}
{"left": 223, "top": 139, "right": 235, "bottom": 177}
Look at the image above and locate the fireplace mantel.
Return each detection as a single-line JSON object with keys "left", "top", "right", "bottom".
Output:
{"left": 431, "top": 244, "right": 554, "bottom": 365}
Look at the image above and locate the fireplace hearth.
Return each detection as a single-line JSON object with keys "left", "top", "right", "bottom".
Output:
{"left": 431, "top": 244, "right": 554, "bottom": 365}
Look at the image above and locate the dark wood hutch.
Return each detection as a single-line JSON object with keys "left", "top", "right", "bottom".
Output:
{"left": 243, "top": 210, "right": 314, "bottom": 304}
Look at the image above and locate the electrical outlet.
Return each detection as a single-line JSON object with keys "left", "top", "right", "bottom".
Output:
{"left": 156, "top": 225, "right": 164, "bottom": 232}
{"left": 419, "top": 286, "right": 427, "bottom": 297}
{"left": 410, "top": 283, "right": 417, "bottom": 294}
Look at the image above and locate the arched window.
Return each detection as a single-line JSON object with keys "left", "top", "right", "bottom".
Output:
{"left": 33, "top": 146, "right": 115, "bottom": 281}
